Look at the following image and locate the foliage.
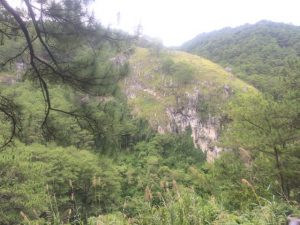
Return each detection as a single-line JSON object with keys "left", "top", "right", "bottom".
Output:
{"left": 1, "top": 132, "right": 299, "bottom": 225}
{"left": 0, "top": 0, "right": 132, "bottom": 147}
{"left": 0, "top": 143, "right": 123, "bottom": 224}
{"left": 183, "top": 21, "right": 300, "bottom": 201}
{"left": 0, "top": 4, "right": 299, "bottom": 224}
{"left": 222, "top": 90, "right": 300, "bottom": 200}
{"left": 161, "top": 57, "right": 195, "bottom": 85}
{"left": 182, "top": 20, "right": 300, "bottom": 95}
{"left": 88, "top": 213, "right": 130, "bottom": 225}
{"left": 135, "top": 186, "right": 295, "bottom": 225}
{"left": 0, "top": 143, "right": 48, "bottom": 225}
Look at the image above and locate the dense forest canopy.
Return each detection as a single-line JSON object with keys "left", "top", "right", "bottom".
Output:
{"left": 182, "top": 20, "right": 300, "bottom": 95}
{"left": 0, "top": 2, "right": 299, "bottom": 225}
{"left": 182, "top": 21, "right": 300, "bottom": 73}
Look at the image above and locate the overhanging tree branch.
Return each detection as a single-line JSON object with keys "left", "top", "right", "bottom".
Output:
{"left": 0, "top": 0, "right": 133, "bottom": 147}
{"left": 0, "top": 0, "right": 54, "bottom": 142}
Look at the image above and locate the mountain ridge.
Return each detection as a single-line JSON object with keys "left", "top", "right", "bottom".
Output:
{"left": 181, "top": 20, "right": 300, "bottom": 95}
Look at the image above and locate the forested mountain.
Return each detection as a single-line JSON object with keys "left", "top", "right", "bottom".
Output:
{"left": 182, "top": 20, "right": 300, "bottom": 95}
{"left": 0, "top": 1, "right": 299, "bottom": 224}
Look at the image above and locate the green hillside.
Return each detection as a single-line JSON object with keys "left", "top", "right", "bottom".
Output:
{"left": 122, "top": 47, "right": 256, "bottom": 128}
{"left": 182, "top": 20, "right": 300, "bottom": 94}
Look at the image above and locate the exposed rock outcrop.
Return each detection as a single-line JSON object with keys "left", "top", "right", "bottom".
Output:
{"left": 164, "top": 91, "right": 222, "bottom": 162}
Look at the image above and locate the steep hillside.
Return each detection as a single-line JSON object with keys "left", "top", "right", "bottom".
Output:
{"left": 181, "top": 20, "right": 300, "bottom": 93}
{"left": 121, "top": 47, "right": 256, "bottom": 161}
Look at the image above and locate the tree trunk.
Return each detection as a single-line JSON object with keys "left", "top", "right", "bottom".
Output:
{"left": 274, "top": 146, "right": 288, "bottom": 199}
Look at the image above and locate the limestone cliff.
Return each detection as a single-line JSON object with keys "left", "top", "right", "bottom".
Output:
{"left": 164, "top": 91, "right": 222, "bottom": 162}
{"left": 121, "top": 47, "right": 255, "bottom": 161}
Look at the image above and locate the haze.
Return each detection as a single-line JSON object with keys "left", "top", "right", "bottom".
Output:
{"left": 92, "top": 0, "right": 300, "bottom": 46}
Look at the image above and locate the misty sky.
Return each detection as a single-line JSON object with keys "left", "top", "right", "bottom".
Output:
{"left": 92, "top": 0, "right": 300, "bottom": 46}
{"left": 8, "top": 0, "right": 300, "bottom": 46}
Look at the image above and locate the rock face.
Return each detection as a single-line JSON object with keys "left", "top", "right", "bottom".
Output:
{"left": 164, "top": 91, "right": 222, "bottom": 162}
{"left": 123, "top": 78, "right": 223, "bottom": 161}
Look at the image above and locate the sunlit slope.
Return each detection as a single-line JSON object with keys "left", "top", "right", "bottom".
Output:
{"left": 121, "top": 47, "right": 256, "bottom": 129}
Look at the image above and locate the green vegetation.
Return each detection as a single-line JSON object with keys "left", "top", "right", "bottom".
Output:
{"left": 0, "top": 1, "right": 299, "bottom": 224}
{"left": 2, "top": 134, "right": 299, "bottom": 224}
{"left": 0, "top": 45, "right": 298, "bottom": 224}
{"left": 123, "top": 47, "right": 255, "bottom": 128}
{"left": 182, "top": 20, "right": 300, "bottom": 95}
{"left": 222, "top": 61, "right": 300, "bottom": 201}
